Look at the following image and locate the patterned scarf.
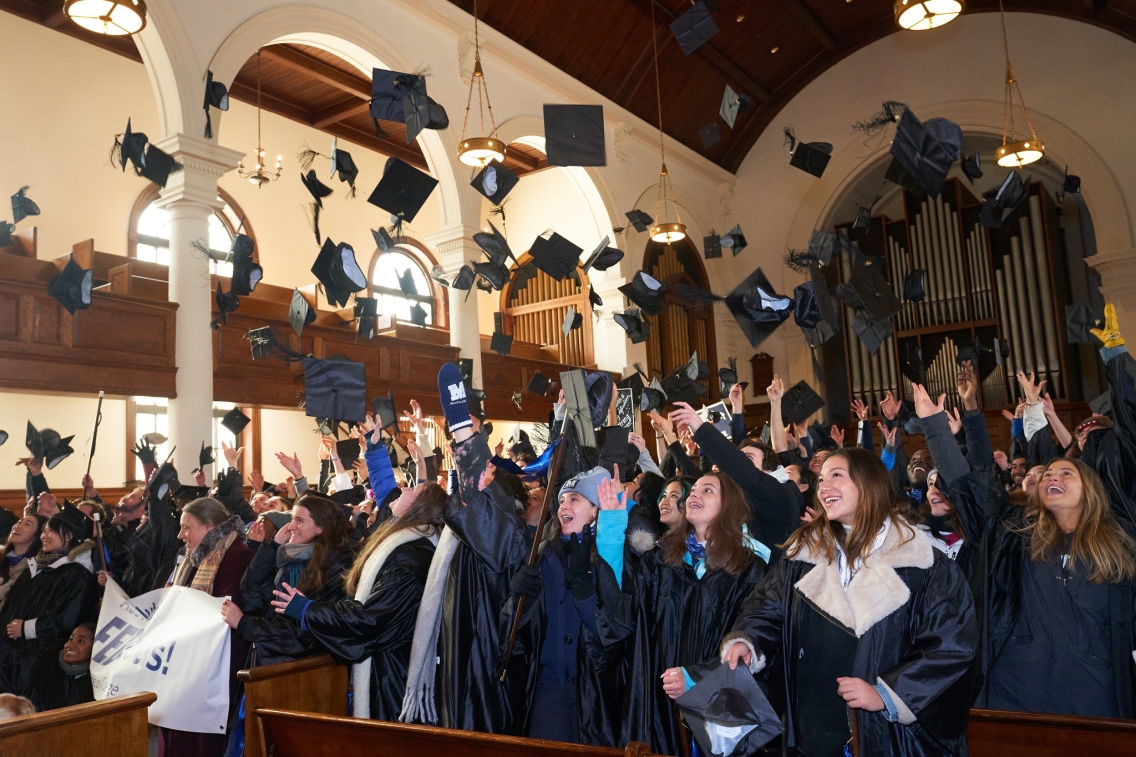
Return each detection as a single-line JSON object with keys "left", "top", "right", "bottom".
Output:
{"left": 685, "top": 532, "right": 707, "bottom": 578}
{"left": 170, "top": 515, "right": 244, "bottom": 594}
{"left": 35, "top": 549, "right": 67, "bottom": 569}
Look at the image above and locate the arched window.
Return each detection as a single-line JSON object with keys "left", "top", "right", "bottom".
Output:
{"left": 366, "top": 238, "right": 446, "bottom": 327}
{"left": 128, "top": 186, "right": 253, "bottom": 277}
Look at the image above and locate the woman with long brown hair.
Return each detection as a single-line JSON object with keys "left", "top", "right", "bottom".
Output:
{"left": 0, "top": 515, "right": 47, "bottom": 610}
{"left": 723, "top": 446, "right": 978, "bottom": 756}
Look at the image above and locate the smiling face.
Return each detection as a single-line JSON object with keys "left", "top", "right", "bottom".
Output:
{"left": 658, "top": 481, "right": 687, "bottom": 527}
{"left": 287, "top": 505, "right": 323, "bottom": 545}
{"left": 808, "top": 450, "right": 829, "bottom": 475}
{"left": 62, "top": 626, "right": 94, "bottom": 665}
{"left": 907, "top": 449, "right": 933, "bottom": 485}
{"left": 39, "top": 524, "right": 66, "bottom": 553}
{"left": 557, "top": 492, "right": 596, "bottom": 535}
{"left": 1011, "top": 457, "right": 1028, "bottom": 485}
{"left": 178, "top": 512, "right": 212, "bottom": 552}
{"left": 7, "top": 516, "right": 40, "bottom": 550}
{"left": 249, "top": 493, "right": 270, "bottom": 514}
{"left": 1022, "top": 465, "right": 1046, "bottom": 496}
{"left": 1039, "top": 461, "right": 1084, "bottom": 527}
{"left": 818, "top": 455, "right": 860, "bottom": 526}
{"left": 685, "top": 476, "right": 724, "bottom": 534}
{"left": 925, "top": 473, "right": 953, "bottom": 517}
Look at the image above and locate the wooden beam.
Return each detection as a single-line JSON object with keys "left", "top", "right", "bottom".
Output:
{"left": 323, "top": 123, "right": 430, "bottom": 170}
{"left": 41, "top": 8, "right": 70, "bottom": 28}
{"left": 778, "top": 0, "right": 838, "bottom": 51}
{"left": 311, "top": 98, "right": 372, "bottom": 129}
{"left": 261, "top": 45, "right": 370, "bottom": 99}
{"left": 228, "top": 80, "right": 314, "bottom": 124}
{"left": 502, "top": 148, "right": 540, "bottom": 172}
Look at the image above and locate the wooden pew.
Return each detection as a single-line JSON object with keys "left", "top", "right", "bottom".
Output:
{"left": 237, "top": 655, "right": 348, "bottom": 757}
{"left": 968, "top": 708, "right": 1136, "bottom": 756}
{"left": 256, "top": 709, "right": 652, "bottom": 757}
{"left": 0, "top": 691, "right": 155, "bottom": 757}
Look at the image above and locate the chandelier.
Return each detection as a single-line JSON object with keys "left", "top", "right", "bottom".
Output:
{"left": 236, "top": 50, "right": 283, "bottom": 187}
{"left": 457, "top": 0, "right": 506, "bottom": 167}
{"left": 648, "top": 1, "right": 685, "bottom": 244}
{"left": 894, "top": 0, "right": 963, "bottom": 31}
{"left": 64, "top": 0, "right": 146, "bottom": 35}
{"left": 994, "top": 0, "right": 1044, "bottom": 167}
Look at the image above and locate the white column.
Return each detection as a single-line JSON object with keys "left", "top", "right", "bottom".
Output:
{"left": 1086, "top": 247, "right": 1136, "bottom": 334}
{"left": 152, "top": 134, "right": 243, "bottom": 476}
{"left": 426, "top": 225, "right": 485, "bottom": 389}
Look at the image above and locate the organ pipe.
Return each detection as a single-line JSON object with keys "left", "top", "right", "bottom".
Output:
{"left": 1028, "top": 196, "right": 1061, "bottom": 384}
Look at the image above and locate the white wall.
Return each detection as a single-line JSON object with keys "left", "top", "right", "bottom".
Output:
{"left": 258, "top": 407, "right": 322, "bottom": 481}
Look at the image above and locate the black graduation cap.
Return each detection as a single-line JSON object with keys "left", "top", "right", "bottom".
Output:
{"left": 139, "top": 144, "right": 181, "bottom": 188}
{"left": 562, "top": 306, "right": 583, "bottom": 336}
{"left": 703, "top": 231, "right": 722, "bottom": 260}
{"left": 0, "top": 429, "right": 8, "bottom": 446}
{"left": 676, "top": 662, "right": 782, "bottom": 757}
{"left": 367, "top": 157, "right": 439, "bottom": 225}
{"left": 782, "top": 380, "right": 825, "bottom": 425}
{"left": 451, "top": 265, "right": 476, "bottom": 292}
{"left": 371, "top": 390, "right": 398, "bottom": 433}
{"left": 955, "top": 339, "right": 990, "bottom": 367}
{"left": 785, "top": 127, "right": 832, "bottom": 178}
{"left": 802, "top": 318, "right": 838, "bottom": 349}
{"left": 887, "top": 109, "right": 962, "bottom": 197}
{"left": 960, "top": 152, "right": 982, "bottom": 184}
{"left": 199, "top": 442, "right": 214, "bottom": 470}
{"left": 1056, "top": 166, "right": 1081, "bottom": 204}
{"left": 661, "top": 367, "right": 706, "bottom": 407}
{"left": 614, "top": 309, "right": 651, "bottom": 344}
{"left": 979, "top": 170, "right": 1029, "bottom": 229}
{"left": 853, "top": 205, "right": 871, "bottom": 230}
{"left": 848, "top": 256, "right": 902, "bottom": 322}
{"left": 543, "top": 104, "right": 606, "bottom": 167}
{"left": 617, "top": 370, "right": 644, "bottom": 404}
{"left": 1066, "top": 303, "right": 1106, "bottom": 344}
{"left": 149, "top": 461, "right": 179, "bottom": 501}
{"left": 718, "top": 357, "right": 748, "bottom": 395}
{"left": 1089, "top": 390, "right": 1112, "bottom": 416}
{"left": 355, "top": 297, "right": 378, "bottom": 340}
{"left": 214, "top": 282, "right": 240, "bottom": 327}
{"left": 670, "top": 0, "right": 719, "bottom": 55}
{"left": 641, "top": 378, "right": 667, "bottom": 413}
{"left": 619, "top": 271, "right": 667, "bottom": 316}
{"left": 624, "top": 209, "right": 655, "bottom": 234}
{"left": 372, "top": 226, "right": 397, "bottom": 254}
{"left": 851, "top": 310, "right": 894, "bottom": 355}
{"left": 588, "top": 285, "right": 602, "bottom": 309}
{"left": 900, "top": 342, "right": 925, "bottom": 383}
{"left": 720, "top": 84, "right": 751, "bottom": 129}
{"left": 289, "top": 288, "right": 317, "bottom": 337}
{"left": 221, "top": 408, "right": 250, "bottom": 438}
{"left": 116, "top": 119, "right": 148, "bottom": 173}
{"left": 528, "top": 372, "right": 551, "bottom": 396}
{"left": 725, "top": 267, "right": 793, "bottom": 348}
{"left": 396, "top": 268, "right": 418, "bottom": 297}
{"left": 993, "top": 337, "right": 1010, "bottom": 367}
{"left": 229, "top": 234, "right": 262, "bottom": 297}
{"left": 473, "top": 221, "right": 517, "bottom": 269}
{"left": 329, "top": 139, "right": 359, "bottom": 193}
{"left": 699, "top": 123, "right": 721, "bottom": 150}
{"left": 202, "top": 70, "right": 229, "bottom": 139}
{"left": 903, "top": 269, "right": 926, "bottom": 302}
{"left": 10, "top": 187, "right": 40, "bottom": 225}
{"left": 301, "top": 169, "right": 334, "bottom": 243}
{"left": 174, "top": 484, "right": 209, "bottom": 502}
{"left": 470, "top": 159, "right": 519, "bottom": 205}
{"left": 303, "top": 357, "right": 367, "bottom": 421}
{"left": 581, "top": 236, "right": 624, "bottom": 273}
{"left": 514, "top": 262, "right": 539, "bottom": 292}
{"left": 530, "top": 232, "right": 582, "bottom": 281}
{"left": 311, "top": 239, "right": 368, "bottom": 308}
{"left": 25, "top": 422, "right": 75, "bottom": 469}
{"left": 335, "top": 438, "right": 361, "bottom": 468}
{"left": 473, "top": 260, "right": 509, "bottom": 291}
{"left": 792, "top": 282, "right": 822, "bottom": 330}
{"left": 369, "top": 69, "right": 449, "bottom": 143}
{"left": 248, "top": 326, "right": 275, "bottom": 359}
{"left": 721, "top": 224, "right": 746, "bottom": 257}
{"left": 490, "top": 330, "right": 514, "bottom": 356}
{"left": 46, "top": 259, "right": 93, "bottom": 314}
{"left": 408, "top": 302, "right": 427, "bottom": 326}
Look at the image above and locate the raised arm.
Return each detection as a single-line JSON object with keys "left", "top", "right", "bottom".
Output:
{"left": 767, "top": 376, "right": 787, "bottom": 453}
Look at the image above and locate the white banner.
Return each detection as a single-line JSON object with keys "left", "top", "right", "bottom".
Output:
{"left": 91, "top": 578, "right": 231, "bottom": 734}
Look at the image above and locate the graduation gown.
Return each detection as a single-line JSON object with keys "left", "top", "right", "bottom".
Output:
{"left": 122, "top": 497, "right": 181, "bottom": 596}
{"left": 728, "top": 525, "right": 978, "bottom": 756}
{"left": 0, "top": 542, "right": 100, "bottom": 650}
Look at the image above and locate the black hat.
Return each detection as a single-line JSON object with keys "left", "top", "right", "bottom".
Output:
{"left": 720, "top": 84, "right": 751, "bottom": 129}
{"left": 514, "top": 262, "right": 539, "bottom": 292}
{"left": 46, "top": 259, "right": 93, "bottom": 314}
{"left": 721, "top": 224, "right": 747, "bottom": 257}
{"left": 624, "top": 209, "right": 654, "bottom": 234}
{"left": 10, "top": 187, "right": 40, "bottom": 225}
{"left": 202, "top": 70, "right": 229, "bottom": 139}
{"left": 725, "top": 267, "right": 793, "bottom": 348}
{"left": 451, "top": 265, "right": 476, "bottom": 292}
{"left": 139, "top": 144, "right": 181, "bottom": 188}
{"left": 619, "top": 271, "right": 667, "bottom": 316}
{"left": 589, "top": 285, "right": 602, "bottom": 308}
{"left": 311, "top": 239, "right": 368, "bottom": 308}
{"left": 853, "top": 205, "right": 871, "bottom": 230}
{"left": 785, "top": 127, "right": 832, "bottom": 178}
{"left": 117, "top": 119, "right": 148, "bottom": 173}
{"left": 355, "top": 297, "right": 378, "bottom": 340}
{"left": 328, "top": 139, "right": 359, "bottom": 192}
{"left": 661, "top": 366, "right": 706, "bottom": 407}
{"left": 1066, "top": 303, "right": 1105, "bottom": 344}
{"left": 1089, "top": 390, "right": 1112, "bottom": 416}
{"left": 289, "top": 288, "right": 317, "bottom": 337}
{"left": 199, "top": 442, "right": 214, "bottom": 470}
{"left": 900, "top": 342, "right": 925, "bottom": 384}
{"left": 0, "top": 430, "right": 7, "bottom": 446}
{"left": 641, "top": 378, "right": 667, "bottom": 413}
{"left": 409, "top": 302, "right": 427, "bottom": 326}
{"left": 903, "top": 269, "right": 926, "bottom": 302}
{"left": 25, "top": 422, "right": 75, "bottom": 469}
{"left": 979, "top": 171, "right": 1029, "bottom": 229}
{"left": 229, "top": 234, "right": 262, "bottom": 297}
{"left": 527, "top": 372, "right": 551, "bottom": 396}
{"left": 149, "top": 461, "right": 179, "bottom": 501}
{"left": 544, "top": 104, "right": 606, "bottom": 167}
{"left": 248, "top": 326, "right": 275, "bottom": 359}
{"left": 677, "top": 662, "right": 782, "bottom": 757}
{"left": 530, "top": 232, "right": 582, "bottom": 282}
{"left": 960, "top": 152, "right": 982, "bottom": 184}
{"left": 473, "top": 221, "right": 517, "bottom": 268}
{"left": 470, "top": 159, "right": 519, "bottom": 205}
{"left": 614, "top": 308, "right": 651, "bottom": 344}
{"left": 214, "top": 282, "right": 240, "bottom": 327}
{"left": 670, "top": 0, "right": 719, "bottom": 55}
{"left": 718, "top": 357, "right": 748, "bottom": 395}
{"left": 372, "top": 226, "right": 397, "bottom": 254}
{"left": 473, "top": 260, "right": 509, "bottom": 291}
{"left": 792, "top": 282, "right": 822, "bottom": 330}
{"left": 699, "top": 123, "right": 721, "bottom": 150}
{"left": 1056, "top": 165, "right": 1081, "bottom": 204}
{"left": 802, "top": 318, "right": 837, "bottom": 349}
{"left": 704, "top": 231, "right": 722, "bottom": 260}
{"left": 174, "top": 485, "right": 209, "bottom": 502}
{"left": 887, "top": 109, "right": 962, "bottom": 197}
{"left": 955, "top": 338, "right": 990, "bottom": 367}
{"left": 582, "top": 236, "right": 624, "bottom": 273}
{"left": 993, "top": 337, "right": 1010, "bottom": 367}
{"left": 335, "top": 438, "right": 361, "bottom": 468}
{"left": 490, "top": 330, "right": 513, "bottom": 356}
{"left": 367, "top": 157, "right": 439, "bottom": 224}
{"left": 782, "top": 380, "right": 825, "bottom": 425}
{"left": 848, "top": 256, "right": 902, "bottom": 322}
{"left": 221, "top": 408, "right": 251, "bottom": 438}
{"left": 369, "top": 69, "right": 448, "bottom": 143}
{"left": 303, "top": 357, "right": 367, "bottom": 421}
{"left": 372, "top": 390, "right": 398, "bottom": 433}
{"left": 851, "top": 310, "right": 894, "bottom": 355}
{"left": 396, "top": 267, "right": 418, "bottom": 297}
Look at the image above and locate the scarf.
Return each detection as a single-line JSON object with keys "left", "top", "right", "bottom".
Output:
{"left": 349, "top": 526, "right": 437, "bottom": 718}
{"left": 835, "top": 519, "right": 891, "bottom": 589}
{"left": 58, "top": 650, "right": 90, "bottom": 677}
{"left": 6, "top": 551, "right": 26, "bottom": 567}
{"left": 170, "top": 515, "right": 244, "bottom": 593}
{"left": 684, "top": 526, "right": 771, "bottom": 579}
{"left": 35, "top": 549, "right": 67, "bottom": 569}
{"left": 276, "top": 543, "right": 313, "bottom": 591}
{"left": 398, "top": 526, "right": 459, "bottom": 724}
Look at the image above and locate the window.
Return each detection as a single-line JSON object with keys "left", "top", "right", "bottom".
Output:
{"left": 370, "top": 247, "right": 434, "bottom": 324}
{"left": 129, "top": 186, "right": 253, "bottom": 277}
{"left": 130, "top": 398, "right": 239, "bottom": 480}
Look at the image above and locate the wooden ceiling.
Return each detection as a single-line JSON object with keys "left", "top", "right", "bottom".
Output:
{"left": 4, "top": 0, "right": 1136, "bottom": 173}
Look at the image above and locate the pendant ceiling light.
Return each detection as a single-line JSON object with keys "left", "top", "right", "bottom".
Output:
{"left": 894, "top": 0, "right": 963, "bottom": 31}
{"left": 235, "top": 50, "right": 284, "bottom": 187}
{"left": 457, "top": 0, "right": 506, "bottom": 168}
{"left": 648, "top": 1, "right": 686, "bottom": 245}
{"left": 994, "top": 0, "right": 1044, "bottom": 167}
{"left": 64, "top": 0, "right": 147, "bottom": 35}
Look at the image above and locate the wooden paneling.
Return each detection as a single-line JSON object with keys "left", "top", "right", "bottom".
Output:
{"left": 968, "top": 708, "right": 1136, "bottom": 756}
{"left": 0, "top": 692, "right": 155, "bottom": 757}
{"left": 238, "top": 656, "right": 348, "bottom": 757}
{"left": 504, "top": 260, "right": 594, "bottom": 367}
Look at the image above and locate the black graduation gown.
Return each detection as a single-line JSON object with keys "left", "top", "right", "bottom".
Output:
{"left": 122, "top": 497, "right": 181, "bottom": 597}
{"left": 620, "top": 548, "right": 766, "bottom": 755}
{"left": 0, "top": 642, "right": 94, "bottom": 711}
{"left": 0, "top": 544, "right": 100, "bottom": 650}
{"left": 730, "top": 531, "right": 978, "bottom": 756}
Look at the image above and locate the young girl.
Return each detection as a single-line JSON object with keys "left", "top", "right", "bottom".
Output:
{"left": 0, "top": 515, "right": 47, "bottom": 610}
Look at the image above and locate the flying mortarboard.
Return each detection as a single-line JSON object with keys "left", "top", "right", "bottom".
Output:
{"left": 979, "top": 170, "right": 1029, "bottom": 229}
{"left": 618, "top": 271, "right": 666, "bottom": 316}
{"left": 581, "top": 235, "right": 624, "bottom": 273}
{"left": 25, "top": 422, "right": 75, "bottom": 469}
{"left": 848, "top": 256, "right": 902, "bottom": 322}
{"left": 46, "top": 259, "right": 93, "bottom": 314}
{"left": 784, "top": 127, "right": 832, "bottom": 178}
{"left": 451, "top": 265, "right": 476, "bottom": 293}
{"left": 301, "top": 169, "right": 334, "bottom": 244}
{"left": 1056, "top": 166, "right": 1081, "bottom": 204}
{"left": 473, "top": 221, "right": 516, "bottom": 268}
{"left": 850, "top": 310, "right": 894, "bottom": 355}
{"left": 527, "top": 372, "right": 551, "bottom": 396}
{"left": 670, "top": 0, "right": 719, "bottom": 55}
{"left": 214, "top": 282, "right": 240, "bottom": 327}
{"left": 562, "top": 306, "right": 583, "bottom": 336}
{"left": 367, "top": 157, "right": 439, "bottom": 227}
{"left": 369, "top": 69, "right": 449, "bottom": 143}
{"left": 311, "top": 239, "right": 367, "bottom": 308}
{"left": 473, "top": 260, "right": 509, "bottom": 291}
{"left": 792, "top": 282, "right": 822, "bottom": 330}
{"left": 529, "top": 232, "right": 582, "bottom": 282}
{"left": 303, "top": 357, "right": 367, "bottom": 422}
{"left": 372, "top": 226, "right": 396, "bottom": 254}
{"left": 248, "top": 326, "right": 275, "bottom": 359}
{"left": 470, "top": 159, "right": 519, "bottom": 205}
{"left": 661, "top": 366, "right": 706, "bottom": 408}
{"left": 139, "top": 144, "right": 181, "bottom": 188}
{"left": 490, "top": 330, "right": 514, "bottom": 356}
{"left": 10, "top": 187, "right": 40, "bottom": 225}
{"left": 543, "top": 104, "right": 606, "bottom": 167}
{"left": 955, "top": 339, "right": 990, "bottom": 367}
{"left": 229, "top": 234, "right": 262, "bottom": 297}
{"left": 221, "top": 408, "right": 251, "bottom": 438}
{"left": 900, "top": 342, "right": 925, "bottom": 383}
{"left": 624, "top": 209, "right": 655, "bottom": 234}
{"left": 589, "top": 285, "right": 602, "bottom": 308}
{"left": 887, "top": 109, "right": 962, "bottom": 197}
{"left": 1066, "top": 303, "right": 1106, "bottom": 344}
{"left": 355, "top": 297, "right": 378, "bottom": 340}
{"left": 781, "top": 380, "right": 825, "bottom": 425}
{"left": 371, "top": 390, "right": 398, "bottom": 433}
{"left": 960, "top": 152, "right": 982, "bottom": 184}
{"left": 199, "top": 442, "right": 214, "bottom": 470}
{"left": 718, "top": 357, "right": 748, "bottom": 395}
{"left": 408, "top": 302, "right": 427, "bottom": 326}
{"left": 328, "top": 139, "right": 359, "bottom": 194}
{"left": 721, "top": 224, "right": 746, "bottom": 257}
{"left": 116, "top": 119, "right": 148, "bottom": 173}
{"left": 202, "top": 70, "right": 229, "bottom": 139}
{"left": 289, "top": 288, "right": 317, "bottom": 337}
{"left": 725, "top": 267, "right": 793, "bottom": 348}
{"left": 720, "top": 84, "right": 751, "bottom": 129}
{"left": 699, "top": 123, "right": 721, "bottom": 150}
{"left": 396, "top": 268, "right": 418, "bottom": 297}
{"left": 903, "top": 269, "right": 927, "bottom": 302}
{"left": 802, "top": 318, "right": 837, "bottom": 349}
{"left": 703, "top": 231, "right": 722, "bottom": 260}
{"left": 335, "top": 438, "right": 361, "bottom": 468}
{"left": 614, "top": 308, "right": 651, "bottom": 344}
{"left": 640, "top": 378, "right": 667, "bottom": 413}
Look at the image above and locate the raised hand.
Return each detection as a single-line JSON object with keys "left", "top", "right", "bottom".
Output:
{"left": 407, "top": 399, "right": 426, "bottom": 433}
{"left": 221, "top": 440, "right": 243, "bottom": 469}
{"left": 249, "top": 469, "right": 265, "bottom": 492}
{"left": 194, "top": 469, "right": 207, "bottom": 487}
{"left": 628, "top": 432, "right": 647, "bottom": 452}
{"left": 1041, "top": 392, "right": 1057, "bottom": 418}
{"left": 352, "top": 457, "right": 369, "bottom": 481}
{"left": 879, "top": 390, "right": 900, "bottom": 421}
{"left": 957, "top": 362, "right": 977, "bottom": 410}
{"left": 493, "top": 439, "right": 505, "bottom": 457}
{"left": 247, "top": 520, "right": 266, "bottom": 543}
{"left": 81, "top": 474, "right": 97, "bottom": 498}
{"left": 830, "top": 425, "right": 845, "bottom": 448}
{"left": 766, "top": 375, "right": 785, "bottom": 402}
{"left": 1089, "top": 303, "right": 1124, "bottom": 348}
{"left": 270, "top": 582, "right": 305, "bottom": 614}
{"left": 318, "top": 436, "right": 333, "bottom": 461}
{"left": 729, "top": 382, "right": 744, "bottom": 413}
{"left": 850, "top": 398, "right": 870, "bottom": 422}
{"left": 275, "top": 452, "right": 303, "bottom": 480}
{"left": 597, "top": 471, "right": 622, "bottom": 510}
{"left": 912, "top": 383, "right": 946, "bottom": 419}
{"left": 129, "top": 439, "right": 156, "bottom": 466}
{"left": 15, "top": 457, "right": 43, "bottom": 477}
{"left": 667, "top": 402, "right": 703, "bottom": 433}
{"left": 946, "top": 407, "right": 962, "bottom": 435}
{"left": 1015, "top": 371, "right": 1047, "bottom": 404}
{"left": 649, "top": 410, "right": 674, "bottom": 441}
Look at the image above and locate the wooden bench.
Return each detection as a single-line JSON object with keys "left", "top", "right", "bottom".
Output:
{"left": 237, "top": 655, "right": 348, "bottom": 757}
{"left": 0, "top": 691, "right": 155, "bottom": 757}
{"left": 256, "top": 708, "right": 652, "bottom": 757}
{"left": 968, "top": 708, "right": 1136, "bottom": 756}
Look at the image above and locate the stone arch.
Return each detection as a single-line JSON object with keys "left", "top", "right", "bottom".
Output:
{"left": 132, "top": 0, "right": 202, "bottom": 137}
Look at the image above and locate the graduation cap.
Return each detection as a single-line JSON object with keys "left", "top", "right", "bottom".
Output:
{"left": 213, "top": 282, "right": 240, "bottom": 328}
{"left": 530, "top": 232, "right": 582, "bottom": 281}
{"left": 900, "top": 342, "right": 925, "bottom": 383}
{"left": 662, "top": 362, "right": 706, "bottom": 407}
{"left": 802, "top": 318, "right": 838, "bottom": 349}
{"left": 355, "top": 297, "right": 378, "bottom": 340}
{"left": 851, "top": 310, "right": 894, "bottom": 355}
{"left": 720, "top": 84, "right": 751, "bottom": 129}
{"left": 139, "top": 144, "right": 181, "bottom": 188}
{"left": 46, "top": 259, "right": 93, "bottom": 314}
{"left": 584, "top": 371, "right": 614, "bottom": 429}
{"left": 699, "top": 123, "right": 721, "bottom": 150}
{"left": 960, "top": 152, "right": 982, "bottom": 184}
{"left": 395, "top": 268, "right": 418, "bottom": 297}
{"left": 527, "top": 372, "right": 551, "bottom": 396}
{"left": 490, "top": 330, "right": 514, "bottom": 356}
{"left": 852, "top": 197, "right": 880, "bottom": 231}
{"left": 371, "top": 390, "right": 398, "bottom": 434}
{"left": 367, "top": 157, "right": 439, "bottom": 229}
{"left": 718, "top": 357, "right": 748, "bottom": 395}
{"left": 782, "top": 380, "right": 825, "bottom": 425}
{"left": 677, "top": 662, "right": 781, "bottom": 757}
{"left": 311, "top": 239, "right": 367, "bottom": 308}
{"left": 0, "top": 430, "right": 7, "bottom": 447}
{"left": 979, "top": 170, "right": 1029, "bottom": 229}
{"left": 25, "top": 422, "right": 75, "bottom": 469}
{"left": 369, "top": 69, "right": 449, "bottom": 143}
{"left": 581, "top": 236, "right": 624, "bottom": 273}
{"left": 10, "top": 187, "right": 40, "bottom": 225}
{"left": 624, "top": 209, "right": 655, "bottom": 234}
{"left": 543, "top": 104, "right": 606, "bottom": 167}
{"left": 903, "top": 269, "right": 927, "bottom": 302}
{"left": 955, "top": 338, "right": 990, "bottom": 367}
{"left": 289, "top": 288, "right": 317, "bottom": 337}
{"left": 887, "top": 109, "right": 962, "bottom": 197}
{"left": 248, "top": 326, "right": 275, "bottom": 358}
{"left": 640, "top": 378, "right": 667, "bottom": 413}
{"left": 409, "top": 302, "right": 427, "bottom": 326}
{"left": 588, "top": 285, "right": 602, "bottom": 308}
{"left": 792, "top": 282, "right": 822, "bottom": 330}
{"left": 1089, "top": 390, "right": 1112, "bottom": 416}
{"left": 335, "top": 438, "right": 361, "bottom": 468}
{"left": 199, "top": 442, "right": 214, "bottom": 470}
{"left": 1066, "top": 303, "right": 1106, "bottom": 344}
{"left": 721, "top": 224, "right": 746, "bottom": 257}
{"left": 670, "top": 0, "right": 719, "bottom": 55}
{"left": 725, "top": 267, "right": 793, "bottom": 348}
{"left": 473, "top": 221, "right": 517, "bottom": 268}
{"left": 450, "top": 265, "right": 476, "bottom": 293}
{"left": 149, "top": 461, "right": 179, "bottom": 502}
{"left": 174, "top": 485, "right": 209, "bottom": 502}
{"left": 561, "top": 305, "right": 584, "bottom": 337}
{"left": 303, "top": 357, "right": 367, "bottom": 421}
{"left": 703, "top": 231, "right": 722, "bottom": 260}
{"left": 221, "top": 408, "right": 251, "bottom": 438}
{"left": 1056, "top": 166, "right": 1081, "bottom": 204}
{"left": 301, "top": 169, "right": 334, "bottom": 244}
{"left": 470, "top": 159, "right": 519, "bottom": 205}
{"left": 372, "top": 227, "right": 397, "bottom": 255}
{"left": 614, "top": 309, "right": 651, "bottom": 344}
{"left": 328, "top": 139, "right": 359, "bottom": 194}
{"left": 993, "top": 337, "right": 1010, "bottom": 367}
{"left": 202, "top": 70, "right": 229, "bottom": 139}
{"left": 848, "top": 256, "right": 902, "bottom": 322}
{"left": 619, "top": 271, "right": 666, "bottom": 316}
{"left": 472, "top": 260, "right": 509, "bottom": 291}
{"left": 229, "top": 234, "right": 262, "bottom": 297}
{"left": 115, "top": 119, "right": 148, "bottom": 173}
{"left": 784, "top": 127, "right": 832, "bottom": 178}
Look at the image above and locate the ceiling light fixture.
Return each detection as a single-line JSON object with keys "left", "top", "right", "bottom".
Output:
{"left": 994, "top": 0, "right": 1044, "bottom": 167}
{"left": 64, "top": 0, "right": 147, "bottom": 35}
{"left": 457, "top": 0, "right": 506, "bottom": 168}
{"left": 648, "top": 1, "right": 685, "bottom": 244}
{"left": 894, "top": 0, "right": 963, "bottom": 31}
{"left": 235, "top": 50, "right": 283, "bottom": 187}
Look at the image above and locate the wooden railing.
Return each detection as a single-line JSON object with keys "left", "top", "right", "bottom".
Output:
{"left": 237, "top": 655, "right": 348, "bottom": 757}
{"left": 967, "top": 708, "right": 1136, "bottom": 756}
{"left": 0, "top": 691, "right": 155, "bottom": 757}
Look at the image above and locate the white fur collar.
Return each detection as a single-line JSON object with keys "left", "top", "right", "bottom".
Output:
{"left": 792, "top": 522, "right": 933, "bottom": 637}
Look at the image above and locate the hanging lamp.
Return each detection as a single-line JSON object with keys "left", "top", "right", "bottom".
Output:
{"left": 894, "top": 0, "right": 963, "bottom": 31}
{"left": 457, "top": 0, "right": 506, "bottom": 167}
{"left": 64, "top": 0, "right": 147, "bottom": 35}
{"left": 994, "top": 0, "right": 1044, "bottom": 167}
{"left": 235, "top": 50, "right": 283, "bottom": 187}
{"left": 648, "top": 1, "right": 686, "bottom": 244}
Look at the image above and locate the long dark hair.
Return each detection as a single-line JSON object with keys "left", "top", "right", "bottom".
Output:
{"left": 344, "top": 482, "right": 447, "bottom": 595}
{"left": 0, "top": 515, "right": 47, "bottom": 583}
{"left": 290, "top": 494, "right": 351, "bottom": 595}
{"left": 658, "top": 473, "right": 753, "bottom": 575}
